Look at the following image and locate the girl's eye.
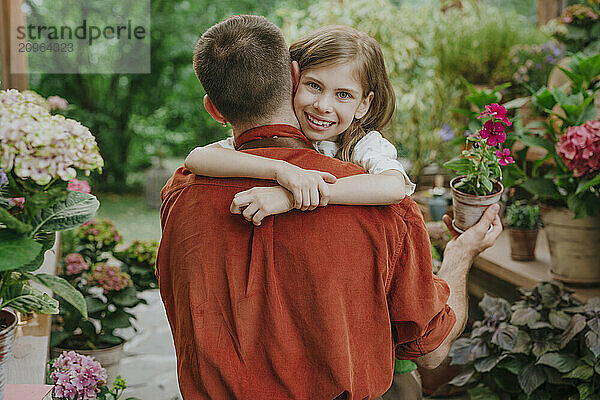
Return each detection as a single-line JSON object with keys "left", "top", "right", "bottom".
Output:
{"left": 307, "top": 82, "right": 320, "bottom": 90}
{"left": 337, "top": 92, "right": 352, "bottom": 99}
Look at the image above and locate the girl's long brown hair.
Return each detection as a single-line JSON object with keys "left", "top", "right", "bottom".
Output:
{"left": 290, "top": 25, "right": 395, "bottom": 162}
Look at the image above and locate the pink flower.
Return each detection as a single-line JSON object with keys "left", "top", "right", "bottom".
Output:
{"left": 480, "top": 120, "right": 507, "bottom": 146}
{"left": 477, "top": 103, "right": 512, "bottom": 126}
{"left": 64, "top": 253, "right": 89, "bottom": 275}
{"left": 557, "top": 121, "right": 600, "bottom": 177}
{"left": 8, "top": 197, "right": 25, "bottom": 209}
{"left": 496, "top": 148, "right": 515, "bottom": 166}
{"left": 88, "top": 264, "right": 132, "bottom": 293}
{"left": 67, "top": 179, "right": 91, "bottom": 194}
{"left": 46, "top": 95, "right": 68, "bottom": 110}
{"left": 50, "top": 351, "right": 106, "bottom": 400}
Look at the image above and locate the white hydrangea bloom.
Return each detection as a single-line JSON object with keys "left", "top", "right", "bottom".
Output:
{"left": 0, "top": 89, "right": 103, "bottom": 185}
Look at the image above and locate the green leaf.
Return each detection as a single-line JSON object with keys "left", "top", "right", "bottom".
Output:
{"left": 512, "top": 330, "right": 532, "bottom": 355}
{"left": 518, "top": 363, "right": 546, "bottom": 396}
{"left": 493, "top": 367, "right": 522, "bottom": 393}
{"left": 449, "top": 366, "right": 474, "bottom": 387}
{"left": 394, "top": 359, "right": 417, "bottom": 374}
{"left": 578, "top": 383, "right": 592, "bottom": 400}
{"left": 549, "top": 310, "right": 570, "bottom": 330}
{"left": 98, "top": 334, "right": 123, "bottom": 345}
{"left": 574, "top": 53, "right": 600, "bottom": 85}
{"left": 6, "top": 289, "right": 58, "bottom": 314}
{"left": 492, "top": 323, "right": 519, "bottom": 351}
{"left": 585, "top": 331, "right": 600, "bottom": 358}
{"left": 102, "top": 309, "right": 132, "bottom": 330}
{"left": 480, "top": 176, "right": 493, "bottom": 194}
{"left": 510, "top": 308, "right": 540, "bottom": 327}
{"left": 517, "top": 134, "right": 554, "bottom": 152}
{"left": 576, "top": 174, "right": 600, "bottom": 195}
{"left": 443, "top": 158, "right": 472, "bottom": 174}
{"left": 533, "top": 87, "right": 557, "bottom": 111}
{"left": 536, "top": 353, "right": 578, "bottom": 373}
{"left": 449, "top": 337, "right": 476, "bottom": 365}
{"left": 521, "top": 178, "right": 563, "bottom": 200}
{"left": 110, "top": 286, "right": 139, "bottom": 307}
{"left": 85, "top": 296, "right": 106, "bottom": 314}
{"left": 0, "top": 232, "right": 42, "bottom": 271}
{"left": 588, "top": 318, "right": 600, "bottom": 336}
{"left": 474, "top": 355, "right": 502, "bottom": 372}
{"left": 503, "top": 97, "right": 529, "bottom": 110}
{"left": 562, "top": 363, "right": 594, "bottom": 380}
{"left": 498, "top": 358, "right": 525, "bottom": 375}
{"left": 0, "top": 207, "right": 32, "bottom": 235}
{"left": 479, "top": 294, "right": 511, "bottom": 321}
{"left": 33, "top": 191, "right": 99, "bottom": 234}
{"left": 50, "top": 330, "right": 72, "bottom": 348}
{"left": 25, "top": 273, "right": 87, "bottom": 318}
{"left": 79, "top": 319, "right": 97, "bottom": 339}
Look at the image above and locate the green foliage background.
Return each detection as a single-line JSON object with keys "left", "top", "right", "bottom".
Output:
{"left": 26, "top": 0, "right": 544, "bottom": 190}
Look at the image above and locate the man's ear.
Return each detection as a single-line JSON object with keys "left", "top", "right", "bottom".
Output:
{"left": 291, "top": 61, "right": 301, "bottom": 93}
{"left": 355, "top": 91, "right": 374, "bottom": 120}
{"left": 203, "top": 95, "right": 226, "bottom": 124}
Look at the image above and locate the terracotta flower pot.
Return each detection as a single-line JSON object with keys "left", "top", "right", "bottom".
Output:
{"left": 508, "top": 228, "right": 538, "bottom": 261}
{"left": 541, "top": 206, "right": 600, "bottom": 284}
{"left": 450, "top": 176, "right": 504, "bottom": 232}
{"left": 0, "top": 309, "right": 17, "bottom": 400}
{"left": 51, "top": 342, "right": 125, "bottom": 385}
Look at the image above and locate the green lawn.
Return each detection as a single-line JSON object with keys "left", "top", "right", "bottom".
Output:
{"left": 95, "top": 193, "right": 161, "bottom": 244}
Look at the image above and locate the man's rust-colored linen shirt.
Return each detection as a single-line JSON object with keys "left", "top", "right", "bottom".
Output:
{"left": 157, "top": 125, "right": 456, "bottom": 400}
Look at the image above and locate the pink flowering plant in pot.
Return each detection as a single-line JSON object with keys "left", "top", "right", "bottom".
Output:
{"left": 444, "top": 102, "right": 514, "bottom": 231}
{"left": 507, "top": 52, "right": 600, "bottom": 218}
{"left": 0, "top": 89, "right": 103, "bottom": 317}
{"left": 51, "top": 220, "right": 147, "bottom": 350}
{"left": 47, "top": 350, "right": 139, "bottom": 400}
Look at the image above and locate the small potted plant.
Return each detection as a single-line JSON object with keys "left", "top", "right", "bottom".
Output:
{"left": 48, "top": 350, "right": 139, "bottom": 400}
{"left": 51, "top": 219, "right": 150, "bottom": 384}
{"left": 443, "top": 102, "right": 514, "bottom": 232}
{"left": 504, "top": 201, "right": 543, "bottom": 261}
{"left": 448, "top": 281, "right": 600, "bottom": 398}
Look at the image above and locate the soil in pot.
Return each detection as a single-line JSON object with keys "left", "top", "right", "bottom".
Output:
{"left": 450, "top": 176, "right": 503, "bottom": 232}
{"left": 509, "top": 228, "right": 538, "bottom": 261}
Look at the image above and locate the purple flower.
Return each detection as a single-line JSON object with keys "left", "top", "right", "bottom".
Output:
{"left": 0, "top": 168, "right": 7, "bottom": 185}
{"left": 437, "top": 123, "right": 454, "bottom": 142}
{"left": 480, "top": 121, "right": 507, "bottom": 147}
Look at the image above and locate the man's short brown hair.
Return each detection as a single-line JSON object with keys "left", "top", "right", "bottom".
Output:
{"left": 193, "top": 15, "right": 291, "bottom": 126}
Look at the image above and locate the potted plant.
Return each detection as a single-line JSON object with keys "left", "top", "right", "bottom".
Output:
{"left": 448, "top": 281, "right": 600, "bottom": 398}
{"left": 504, "top": 201, "right": 543, "bottom": 261}
{"left": 507, "top": 52, "right": 600, "bottom": 283}
{"left": 114, "top": 240, "right": 159, "bottom": 291}
{"left": 51, "top": 219, "right": 154, "bottom": 384}
{"left": 47, "top": 350, "right": 139, "bottom": 400}
{"left": 0, "top": 89, "right": 103, "bottom": 399}
{"left": 443, "top": 102, "right": 515, "bottom": 232}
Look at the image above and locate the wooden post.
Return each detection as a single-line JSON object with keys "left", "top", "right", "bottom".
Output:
{"left": 0, "top": 0, "right": 28, "bottom": 90}
{"left": 537, "top": 0, "right": 567, "bottom": 27}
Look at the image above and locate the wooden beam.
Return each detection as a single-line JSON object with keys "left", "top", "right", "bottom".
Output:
{"left": 537, "top": 0, "right": 567, "bottom": 27}
{"left": 0, "top": 0, "right": 28, "bottom": 90}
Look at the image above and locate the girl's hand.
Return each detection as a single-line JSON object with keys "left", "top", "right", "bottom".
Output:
{"left": 273, "top": 162, "right": 337, "bottom": 211}
{"left": 230, "top": 186, "right": 295, "bottom": 226}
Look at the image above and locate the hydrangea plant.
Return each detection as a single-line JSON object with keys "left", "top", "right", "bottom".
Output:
{"left": 504, "top": 201, "right": 543, "bottom": 230}
{"left": 0, "top": 89, "right": 103, "bottom": 316}
{"left": 444, "top": 103, "right": 515, "bottom": 195}
{"left": 113, "top": 240, "right": 159, "bottom": 291}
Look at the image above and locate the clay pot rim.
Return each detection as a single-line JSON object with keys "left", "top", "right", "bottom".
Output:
{"left": 0, "top": 308, "right": 18, "bottom": 336}
{"left": 507, "top": 227, "right": 539, "bottom": 232}
{"left": 450, "top": 175, "right": 504, "bottom": 199}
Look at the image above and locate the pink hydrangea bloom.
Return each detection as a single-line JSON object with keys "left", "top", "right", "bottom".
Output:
{"left": 557, "top": 120, "right": 600, "bottom": 177}
{"left": 8, "top": 197, "right": 24, "bottom": 209}
{"left": 480, "top": 120, "right": 507, "bottom": 146}
{"left": 46, "top": 95, "right": 68, "bottom": 110}
{"left": 496, "top": 148, "right": 515, "bottom": 166}
{"left": 65, "top": 253, "right": 89, "bottom": 275}
{"left": 88, "top": 264, "right": 132, "bottom": 293}
{"left": 67, "top": 179, "right": 91, "bottom": 194}
{"left": 50, "top": 350, "right": 106, "bottom": 400}
{"left": 477, "top": 103, "right": 512, "bottom": 126}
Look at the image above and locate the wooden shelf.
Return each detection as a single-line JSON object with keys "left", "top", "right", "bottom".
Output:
{"left": 470, "top": 230, "right": 600, "bottom": 303}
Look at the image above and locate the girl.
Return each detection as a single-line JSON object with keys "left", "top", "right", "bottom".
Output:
{"left": 184, "top": 25, "right": 416, "bottom": 225}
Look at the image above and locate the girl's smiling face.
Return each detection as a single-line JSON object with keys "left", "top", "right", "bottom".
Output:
{"left": 293, "top": 62, "right": 373, "bottom": 142}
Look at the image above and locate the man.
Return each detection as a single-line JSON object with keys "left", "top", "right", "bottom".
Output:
{"left": 156, "top": 15, "right": 502, "bottom": 400}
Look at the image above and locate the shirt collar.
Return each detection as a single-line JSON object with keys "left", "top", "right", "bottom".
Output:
{"left": 234, "top": 124, "right": 314, "bottom": 150}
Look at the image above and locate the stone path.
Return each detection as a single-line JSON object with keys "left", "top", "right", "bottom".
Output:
{"left": 115, "top": 290, "right": 467, "bottom": 400}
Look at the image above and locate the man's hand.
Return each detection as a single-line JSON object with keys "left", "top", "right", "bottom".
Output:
{"left": 442, "top": 203, "right": 503, "bottom": 261}
{"left": 230, "top": 186, "right": 295, "bottom": 226}
{"left": 273, "top": 162, "right": 336, "bottom": 211}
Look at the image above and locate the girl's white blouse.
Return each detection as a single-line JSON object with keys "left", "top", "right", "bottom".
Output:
{"left": 215, "top": 130, "right": 415, "bottom": 196}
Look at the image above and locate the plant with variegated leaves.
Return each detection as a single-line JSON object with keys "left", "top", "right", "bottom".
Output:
{"left": 449, "top": 282, "right": 600, "bottom": 399}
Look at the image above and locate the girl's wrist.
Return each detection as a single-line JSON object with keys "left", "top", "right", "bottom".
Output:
{"left": 272, "top": 160, "right": 290, "bottom": 180}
